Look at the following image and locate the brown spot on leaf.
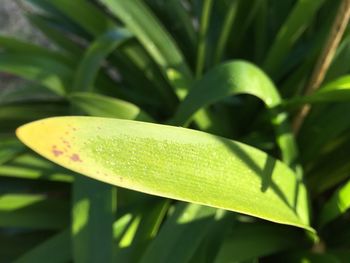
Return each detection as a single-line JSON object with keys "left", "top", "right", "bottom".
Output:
{"left": 52, "top": 149, "right": 63, "bottom": 157}
{"left": 70, "top": 153, "right": 82, "bottom": 162}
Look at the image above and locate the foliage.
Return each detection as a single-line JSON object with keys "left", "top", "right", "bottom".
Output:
{"left": 1, "top": 0, "right": 350, "bottom": 262}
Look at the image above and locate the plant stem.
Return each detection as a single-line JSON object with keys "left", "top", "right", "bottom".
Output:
{"left": 292, "top": 0, "right": 350, "bottom": 134}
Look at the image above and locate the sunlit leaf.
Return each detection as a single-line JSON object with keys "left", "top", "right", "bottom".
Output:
{"left": 17, "top": 116, "right": 312, "bottom": 231}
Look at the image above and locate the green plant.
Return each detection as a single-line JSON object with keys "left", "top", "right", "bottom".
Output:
{"left": 1, "top": 0, "right": 350, "bottom": 262}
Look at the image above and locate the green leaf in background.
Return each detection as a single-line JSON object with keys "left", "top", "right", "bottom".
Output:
{"left": 116, "top": 199, "right": 170, "bottom": 262}
{"left": 16, "top": 116, "right": 312, "bottom": 231}
{"left": 14, "top": 229, "right": 71, "bottom": 263}
{"left": 0, "top": 54, "right": 72, "bottom": 95}
{"left": 27, "top": 14, "right": 83, "bottom": 58}
{"left": 172, "top": 60, "right": 299, "bottom": 172}
{"left": 0, "top": 194, "right": 69, "bottom": 229}
{"left": 284, "top": 75, "right": 350, "bottom": 106}
{"left": 140, "top": 203, "right": 217, "bottom": 263}
{"left": 0, "top": 137, "right": 25, "bottom": 165}
{"left": 72, "top": 175, "right": 116, "bottom": 263}
{"left": 70, "top": 92, "right": 153, "bottom": 121}
{"left": 28, "top": 0, "right": 117, "bottom": 37}
{"left": 263, "top": 0, "right": 326, "bottom": 78}
{"left": 214, "top": 223, "right": 304, "bottom": 263}
{"left": 0, "top": 35, "right": 74, "bottom": 66}
{"left": 73, "top": 28, "right": 132, "bottom": 92}
{"left": 172, "top": 60, "right": 282, "bottom": 125}
{"left": 100, "top": 0, "right": 193, "bottom": 97}
{"left": 318, "top": 179, "right": 350, "bottom": 227}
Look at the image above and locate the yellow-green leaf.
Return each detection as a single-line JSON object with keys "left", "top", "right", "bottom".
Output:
{"left": 16, "top": 116, "right": 312, "bottom": 231}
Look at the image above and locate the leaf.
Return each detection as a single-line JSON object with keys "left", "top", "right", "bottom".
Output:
{"left": 70, "top": 92, "right": 153, "bottom": 121}
{"left": 172, "top": 60, "right": 299, "bottom": 171}
{"left": 0, "top": 35, "right": 74, "bottom": 66}
{"left": 0, "top": 137, "right": 25, "bottom": 165}
{"left": 263, "top": 0, "right": 326, "bottom": 78}
{"left": 214, "top": 223, "right": 303, "bottom": 263}
{"left": 0, "top": 153, "right": 72, "bottom": 182}
{"left": 140, "top": 203, "right": 217, "bottom": 263}
{"left": 211, "top": 0, "right": 239, "bottom": 65}
{"left": 0, "top": 83, "right": 59, "bottom": 105}
{"left": 272, "top": 251, "right": 341, "bottom": 263}
{"left": 284, "top": 75, "right": 350, "bottom": 106}
{"left": 0, "top": 53, "right": 72, "bottom": 95}
{"left": 0, "top": 102, "right": 69, "bottom": 132}
{"left": 116, "top": 199, "right": 170, "bottom": 262}
{"left": 318, "top": 179, "right": 350, "bottom": 227}
{"left": 72, "top": 175, "right": 116, "bottom": 263}
{"left": 30, "top": 0, "right": 117, "bottom": 37}
{"left": 0, "top": 194, "right": 69, "bottom": 229}
{"left": 145, "top": 0, "right": 197, "bottom": 65}
{"left": 172, "top": 60, "right": 282, "bottom": 125}
{"left": 73, "top": 28, "right": 132, "bottom": 92}
{"left": 17, "top": 116, "right": 312, "bottom": 231}
{"left": 195, "top": 0, "right": 214, "bottom": 77}
{"left": 100, "top": 0, "right": 193, "bottom": 97}
{"left": 306, "top": 136, "right": 350, "bottom": 195}
{"left": 14, "top": 229, "right": 71, "bottom": 263}
{"left": 27, "top": 14, "right": 83, "bottom": 57}
{"left": 298, "top": 102, "right": 350, "bottom": 165}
